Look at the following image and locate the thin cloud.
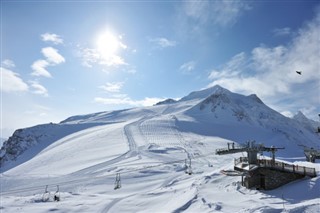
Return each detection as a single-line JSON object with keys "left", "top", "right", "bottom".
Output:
{"left": 99, "top": 82, "right": 124, "bottom": 93}
{"left": 79, "top": 47, "right": 99, "bottom": 68}
{"left": 149, "top": 37, "right": 177, "bottom": 48}
{"left": 94, "top": 96, "right": 164, "bottom": 107}
{"left": 208, "top": 52, "right": 247, "bottom": 80}
{"left": 24, "top": 104, "right": 51, "bottom": 117}
{"left": 182, "top": 0, "right": 251, "bottom": 27}
{"left": 180, "top": 60, "right": 196, "bottom": 74}
{"left": 207, "top": 11, "right": 320, "bottom": 118}
{"left": 273, "top": 27, "right": 291, "bottom": 37}
{"left": 31, "top": 60, "right": 51, "bottom": 78}
{"left": 1, "top": 67, "right": 29, "bottom": 92}
{"left": 95, "top": 81, "right": 164, "bottom": 107}
{"left": 42, "top": 47, "right": 65, "bottom": 64}
{"left": 41, "top": 33, "right": 63, "bottom": 44}
{"left": 127, "top": 68, "right": 137, "bottom": 74}
{"left": 94, "top": 97, "right": 135, "bottom": 105}
{"left": 100, "top": 54, "right": 126, "bottom": 67}
{"left": 1, "top": 59, "right": 15, "bottom": 68}
{"left": 79, "top": 47, "right": 127, "bottom": 68}
{"left": 139, "top": 97, "right": 165, "bottom": 106}
{"left": 30, "top": 81, "right": 49, "bottom": 97}
{"left": 78, "top": 31, "right": 128, "bottom": 68}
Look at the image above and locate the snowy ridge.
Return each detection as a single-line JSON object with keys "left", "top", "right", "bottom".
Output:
{"left": 155, "top": 98, "right": 177, "bottom": 106}
{"left": 1, "top": 85, "right": 319, "bottom": 212}
{"left": 179, "top": 85, "right": 227, "bottom": 102}
{"left": 293, "top": 111, "right": 320, "bottom": 133}
{"left": 0, "top": 122, "right": 110, "bottom": 171}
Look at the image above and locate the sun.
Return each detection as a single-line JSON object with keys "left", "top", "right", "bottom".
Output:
{"left": 95, "top": 30, "right": 119, "bottom": 59}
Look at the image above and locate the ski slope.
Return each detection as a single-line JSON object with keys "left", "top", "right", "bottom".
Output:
{"left": 1, "top": 85, "right": 319, "bottom": 212}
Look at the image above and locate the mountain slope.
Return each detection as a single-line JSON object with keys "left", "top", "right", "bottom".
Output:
{"left": 293, "top": 111, "right": 320, "bottom": 133}
{"left": 1, "top": 85, "right": 319, "bottom": 213}
{"left": 181, "top": 86, "right": 319, "bottom": 151}
{"left": 2, "top": 85, "right": 319, "bottom": 170}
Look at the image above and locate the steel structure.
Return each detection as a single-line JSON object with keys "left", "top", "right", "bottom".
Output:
{"left": 215, "top": 140, "right": 284, "bottom": 164}
{"left": 304, "top": 147, "right": 320, "bottom": 163}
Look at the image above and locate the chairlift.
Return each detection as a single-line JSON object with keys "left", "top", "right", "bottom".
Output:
{"left": 185, "top": 158, "right": 192, "bottom": 175}
{"left": 317, "top": 114, "right": 320, "bottom": 133}
{"left": 54, "top": 185, "right": 60, "bottom": 202}
{"left": 186, "top": 166, "right": 192, "bottom": 175}
{"left": 114, "top": 173, "right": 121, "bottom": 190}
{"left": 184, "top": 159, "right": 188, "bottom": 169}
{"left": 42, "top": 185, "right": 50, "bottom": 202}
{"left": 184, "top": 159, "right": 188, "bottom": 174}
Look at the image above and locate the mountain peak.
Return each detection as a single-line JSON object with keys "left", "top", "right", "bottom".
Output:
{"left": 247, "top": 94, "right": 264, "bottom": 104}
{"left": 293, "top": 111, "right": 310, "bottom": 123}
{"left": 180, "top": 85, "right": 231, "bottom": 102}
{"left": 293, "top": 111, "right": 308, "bottom": 119}
{"left": 155, "top": 98, "right": 177, "bottom": 106}
{"left": 185, "top": 85, "right": 287, "bottom": 126}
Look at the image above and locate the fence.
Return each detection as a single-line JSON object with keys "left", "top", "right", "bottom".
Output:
{"left": 234, "top": 158, "right": 316, "bottom": 177}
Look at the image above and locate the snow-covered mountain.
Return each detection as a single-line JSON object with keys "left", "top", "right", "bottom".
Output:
{"left": 182, "top": 86, "right": 319, "bottom": 150}
{"left": 293, "top": 111, "right": 320, "bottom": 133}
{"left": 155, "top": 98, "right": 177, "bottom": 105}
{"left": 1, "top": 85, "right": 319, "bottom": 213}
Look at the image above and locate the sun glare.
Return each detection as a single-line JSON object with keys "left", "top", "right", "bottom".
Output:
{"left": 95, "top": 31, "right": 119, "bottom": 59}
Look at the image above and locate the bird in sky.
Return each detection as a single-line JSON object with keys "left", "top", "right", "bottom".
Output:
{"left": 296, "top": 71, "right": 302, "bottom": 75}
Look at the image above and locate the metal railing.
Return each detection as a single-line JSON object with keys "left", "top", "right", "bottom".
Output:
{"left": 234, "top": 158, "right": 316, "bottom": 177}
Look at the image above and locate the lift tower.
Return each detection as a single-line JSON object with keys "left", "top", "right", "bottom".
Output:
{"left": 215, "top": 140, "right": 284, "bottom": 165}
{"left": 304, "top": 147, "right": 320, "bottom": 163}
{"left": 317, "top": 113, "right": 320, "bottom": 133}
{"left": 216, "top": 141, "right": 317, "bottom": 190}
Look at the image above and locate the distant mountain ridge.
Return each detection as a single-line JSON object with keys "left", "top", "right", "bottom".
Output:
{"left": 155, "top": 98, "right": 177, "bottom": 106}
{"left": 293, "top": 111, "right": 320, "bottom": 133}
{"left": 1, "top": 85, "right": 319, "bottom": 170}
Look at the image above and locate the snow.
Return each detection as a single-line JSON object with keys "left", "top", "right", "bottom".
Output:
{"left": 1, "top": 85, "right": 319, "bottom": 212}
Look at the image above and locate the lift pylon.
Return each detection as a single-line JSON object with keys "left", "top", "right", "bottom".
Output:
{"left": 54, "top": 185, "right": 60, "bottom": 202}
{"left": 317, "top": 114, "right": 320, "bottom": 133}
{"left": 42, "top": 185, "right": 50, "bottom": 202}
{"left": 114, "top": 173, "right": 121, "bottom": 190}
{"left": 185, "top": 158, "right": 192, "bottom": 175}
{"left": 304, "top": 147, "right": 320, "bottom": 163}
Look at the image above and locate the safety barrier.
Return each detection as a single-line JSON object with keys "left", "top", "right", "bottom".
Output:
{"left": 234, "top": 158, "right": 316, "bottom": 177}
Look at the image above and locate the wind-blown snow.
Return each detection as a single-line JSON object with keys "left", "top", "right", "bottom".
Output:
{"left": 1, "top": 85, "right": 319, "bottom": 212}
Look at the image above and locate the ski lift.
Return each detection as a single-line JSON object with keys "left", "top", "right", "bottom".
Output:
{"left": 317, "top": 114, "right": 320, "bottom": 133}
{"left": 184, "top": 159, "right": 187, "bottom": 169}
{"left": 54, "top": 185, "right": 60, "bottom": 202}
{"left": 42, "top": 185, "right": 50, "bottom": 202}
{"left": 114, "top": 173, "right": 121, "bottom": 190}
{"left": 185, "top": 158, "right": 192, "bottom": 175}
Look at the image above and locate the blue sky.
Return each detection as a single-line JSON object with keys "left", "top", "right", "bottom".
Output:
{"left": 1, "top": 0, "right": 320, "bottom": 138}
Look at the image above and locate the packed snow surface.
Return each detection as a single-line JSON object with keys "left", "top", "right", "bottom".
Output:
{"left": 1, "top": 85, "right": 319, "bottom": 212}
